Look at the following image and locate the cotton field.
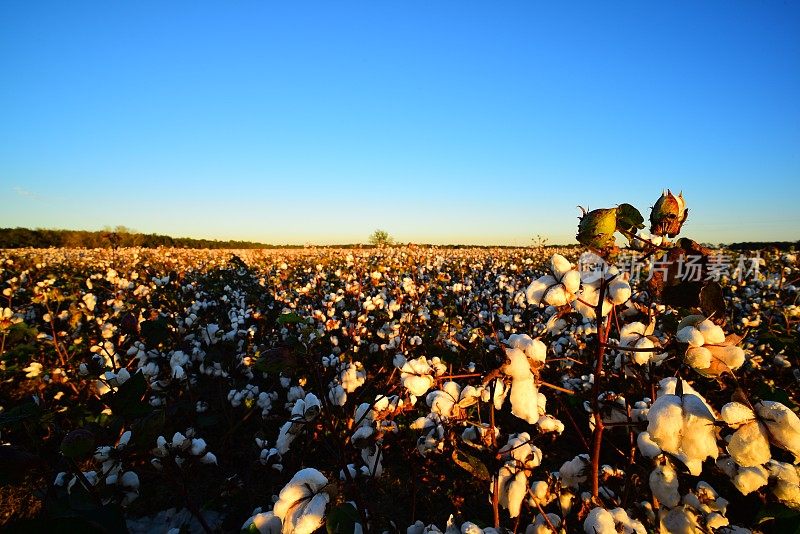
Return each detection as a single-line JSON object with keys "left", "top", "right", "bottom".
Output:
{"left": 1, "top": 210, "right": 799, "bottom": 532}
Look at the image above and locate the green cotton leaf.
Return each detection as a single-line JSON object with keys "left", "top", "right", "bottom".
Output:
{"left": 102, "top": 371, "right": 151, "bottom": 419}
{"left": 140, "top": 316, "right": 170, "bottom": 347}
{"left": 131, "top": 409, "right": 166, "bottom": 450}
{"left": 755, "top": 503, "right": 800, "bottom": 530}
{"left": 326, "top": 502, "right": 360, "bottom": 534}
{"left": 451, "top": 447, "right": 491, "bottom": 481}
{"left": 277, "top": 312, "right": 305, "bottom": 325}
{"left": 754, "top": 383, "right": 797, "bottom": 410}
{"left": 0, "top": 401, "right": 41, "bottom": 428}
{"left": 615, "top": 203, "right": 645, "bottom": 232}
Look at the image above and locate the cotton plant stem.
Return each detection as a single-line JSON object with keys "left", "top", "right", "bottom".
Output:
{"left": 590, "top": 278, "right": 612, "bottom": 502}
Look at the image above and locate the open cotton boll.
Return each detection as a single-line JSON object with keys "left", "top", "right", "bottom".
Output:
{"left": 697, "top": 319, "right": 725, "bottom": 345}
{"left": 649, "top": 462, "right": 680, "bottom": 508}
{"left": 607, "top": 279, "right": 631, "bottom": 305}
{"left": 756, "top": 401, "right": 800, "bottom": 459}
{"left": 561, "top": 269, "right": 581, "bottom": 294}
{"left": 550, "top": 254, "right": 573, "bottom": 279}
{"left": 767, "top": 460, "right": 800, "bottom": 510}
{"left": 495, "top": 466, "right": 528, "bottom": 518}
{"left": 684, "top": 347, "right": 712, "bottom": 370}
{"left": 527, "top": 513, "right": 561, "bottom": 534}
{"left": 401, "top": 357, "right": 435, "bottom": 396}
{"left": 583, "top": 507, "right": 616, "bottom": 534}
{"left": 608, "top": 508, "right": 646, "bottom": 534}
{"left": 716, "top": 458, "right": 769, "bottom": 495}
{"left": 659, "top": 506, "right": 700, "bottom": 534}
{"left": 506, "top": 334, "right": 547, "bottom": 364}
{"left": 526, "top": 275, "right": 557, "bottom": 307}
{"left": 242, "top": 511, "right": 282, "bottom": 534}
{"left": 677, "top": 326, "right": 705, "bottom": 348}
{"left": 647, "top": 391, "right": 718, "bottom": 475}
{"left": 559, "top": 454, "right": 589, "bottom": 488}
{"left": 503, "top": 348, "right": 540, "bottom": 423}
{"left": 721, "top": 403, "right": 771, "bottom": 467}
{"left": 637, "top": 431, "right": 662, "bottom": 458}
{"left": 273, "top": 468, "right": 330, "bottom": 534}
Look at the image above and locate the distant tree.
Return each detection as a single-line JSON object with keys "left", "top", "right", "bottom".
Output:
{"left": 369, "top": 229, "right": 394, "bottom": 247}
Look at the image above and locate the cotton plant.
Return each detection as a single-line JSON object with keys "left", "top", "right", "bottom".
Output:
{"left": 55, "top": 430, "right": 140, "bottom": 506}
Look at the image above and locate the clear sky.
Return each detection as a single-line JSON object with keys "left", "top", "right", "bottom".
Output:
{"left": 1, "top": 1, "right": 799, "bottom": 245}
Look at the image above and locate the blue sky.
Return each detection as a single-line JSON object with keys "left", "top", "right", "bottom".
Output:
{"left": 1, "top": 1, "right": 798, "bottom": 245}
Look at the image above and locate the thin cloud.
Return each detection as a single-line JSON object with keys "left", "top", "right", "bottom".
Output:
{"left": 13, "top": 186, "right": 43, "bottom": 200}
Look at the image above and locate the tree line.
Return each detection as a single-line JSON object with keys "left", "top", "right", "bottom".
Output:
{"left": 0, "top": 227, "right": 276, "bottom": 249}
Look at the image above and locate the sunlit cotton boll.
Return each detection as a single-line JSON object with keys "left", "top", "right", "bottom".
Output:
{"left": 272, "top": 468, "right": 330, "bottom": 534}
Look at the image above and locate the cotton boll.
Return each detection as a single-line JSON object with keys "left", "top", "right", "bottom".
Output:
{"left": 607, "top": 279, "right": 631, "bottom": 305}
{"left": 537, "top": 415, "right": 564, "bottom": 434}
{"left": 732, "top": 465, "right": 769, "bottom": 495}
{"left": 649, "top": 463, "right": 680, "bottom": 508}
{"left": 720, "top": 402, "right": 755, "bottom": 427}
{"left": 637, "top": 431, "right": 662, "bottom": 458}
{"left": 684, "top": 347, "right": 712, "bottom": 370}
{"left": 727, "top": 419, "right": 771, "bottom": 467}
{"left": 767, "top": 460, "right": 800, "bottom": 510}
{"left": 509, "top": 376, "right": 540, "bottom": 424}
{"left": 543, "top": 285, "right": 569, "bottom": 307}
{"left": 527, "top": 513, "right": 561, "bottom": 534}
{"left": 527, "top": 275, "right": 556, "bottom": 307}
{"left": 646, "top": 395, "right": 683, "bottom": 454}
{"left": 550, "top": 254, "right": 573, "bottom": 279}
{"left": 608, "top": 508, "right": 646, "bottom": 534}
{"left": 677, "top": 326, "right": 704, "bottom": 348}
{"left": 559, "top": 454, "right": 589, "bottom": 489}
{"left": 697, "top": 319, "right": 725, "bottom": 345}
{"left": 711, "top": 345, "right": 746, "bottom": 370}
{"left": 505, "top": 470, "right": 530, "bottom": 519}
{"left": 659, "top": 507, "right": 700, "bottom": 534}
{"left": 561, "top": 269, "right": 581, "bottom": 294}
{"left": 583, "top": 507, "right": 615, "bottom": 534}
{"left": 756, "top": 401, "right": 800, "bottom": 459}
{"left": 647, "top": 392, "right": 718, "bottom": 476}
